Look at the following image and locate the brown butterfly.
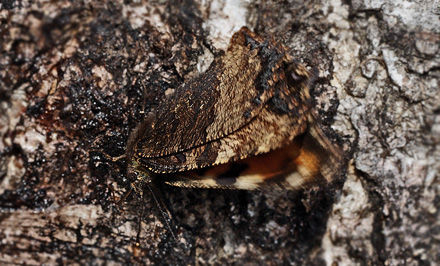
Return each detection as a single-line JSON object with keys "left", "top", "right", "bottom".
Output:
{"left": 125, "top": 27, "right": 343, "bottom": 192}
{"left": 99, "top": 27, "right": 344, "bottom": 238}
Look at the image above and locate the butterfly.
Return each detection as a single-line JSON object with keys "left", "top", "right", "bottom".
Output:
{"left": 96, "top": 27, "right": 344, "bottom": 239}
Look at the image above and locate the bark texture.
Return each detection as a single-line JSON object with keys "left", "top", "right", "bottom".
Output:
{"left": 0, "top": 0, "right": 438, "bottom": 265}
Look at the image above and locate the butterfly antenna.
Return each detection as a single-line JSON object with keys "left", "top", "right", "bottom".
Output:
{"left": 89, "top": 146, "right": 126, "bottom": 162}
{"left": 146, "top": 184, "right": 177, "bottom": 241}
{"left": 146, "top": 185, "right": 190, "bottom": 264}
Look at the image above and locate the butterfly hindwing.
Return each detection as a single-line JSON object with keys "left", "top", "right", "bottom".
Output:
{"left": 162, "top": 123, "right": 343, "bottom": 190}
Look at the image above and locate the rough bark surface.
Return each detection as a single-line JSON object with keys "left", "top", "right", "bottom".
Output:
{"left": 0, "top": 0, "right": 438, "bottom": 265}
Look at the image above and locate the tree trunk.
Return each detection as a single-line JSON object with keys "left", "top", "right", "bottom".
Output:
{"left": 1, "top": 0, "right": 438, "bottom": 265}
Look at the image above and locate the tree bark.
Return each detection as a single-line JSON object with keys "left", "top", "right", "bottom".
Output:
{"left": 0, "top": 0, "right": 438, "bottom": 265}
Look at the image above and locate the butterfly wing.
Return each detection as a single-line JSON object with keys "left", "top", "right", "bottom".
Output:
{"left": 162, "top": 124, "right": 344, "bottom": 190}
{"left": 134, "top": 27, "right": 286, "bottom": 158}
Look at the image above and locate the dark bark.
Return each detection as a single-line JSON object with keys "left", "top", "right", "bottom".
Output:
{"left": 1, "top": 0, "right": 438, "bottom": 265}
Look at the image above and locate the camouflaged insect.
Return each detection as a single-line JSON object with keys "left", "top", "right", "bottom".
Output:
{"left": 125, "top": 27, "right": 343, "bottom": 193}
